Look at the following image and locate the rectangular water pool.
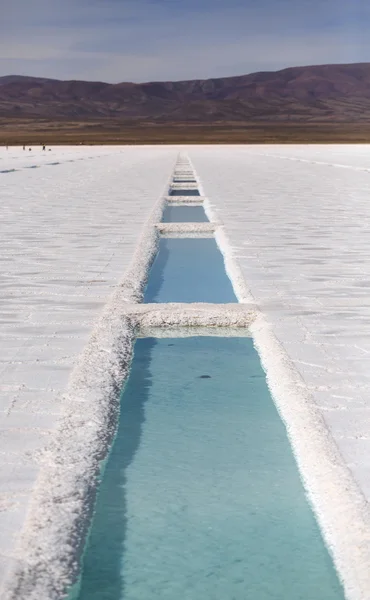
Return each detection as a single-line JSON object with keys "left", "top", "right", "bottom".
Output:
{"left": 144, "top": 238, "right": 237, "bottom": 303}
{"left": 74, "top": 336, "right": 344, "bottom": 600}
{"left": 162, "top": 205, "right": 208, "bottom": 223}
{"left": 170, "top": 189, "right": 200, "bottom": 196}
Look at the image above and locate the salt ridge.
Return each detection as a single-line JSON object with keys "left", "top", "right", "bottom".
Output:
{"left": 1, "top": 156, "right": 174, "bottom": 599}
{"left": 189, "top": 151, "right": 370, "bottom": 600}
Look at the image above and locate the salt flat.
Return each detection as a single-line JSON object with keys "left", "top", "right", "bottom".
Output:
{"left": 0, "top": 146, "right": 123, "bottom": 173}
{"left": 0, "top": 146, "right": 177, "bottom": 588}
{"left": 191, "top": 144, "right": 370, "bottom": 502}
{"left": 2, "top": 144, "right": 370, "bottom": 598}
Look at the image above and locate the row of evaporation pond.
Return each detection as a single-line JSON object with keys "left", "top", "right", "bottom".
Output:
{"left": 70, "top": 160, "right": 345, "bottom": 599}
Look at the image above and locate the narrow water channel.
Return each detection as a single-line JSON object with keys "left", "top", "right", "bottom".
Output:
{"left": 162, "top": 205, "right": 208, "bottom": 223}
{"left": 170, "top": 189, "right": 200, "bottom": 196}
{"left": 74, "top": 336, "right": 344, "bottom": 600}
{"left": 143, "top": 238, "right": 237, "bottom": 303}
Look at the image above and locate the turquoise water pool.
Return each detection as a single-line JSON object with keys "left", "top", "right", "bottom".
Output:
{"left": 162, "top": 205, "right": 208, "bottom": 223}
{"left": 170, "top": 189, "right": 200, "bottom": 196}
{"left": 74, "top": 336, "right": 344, "bottom": 600}
{"left": 144, "top": 238, "right": 237, "bottom": 303}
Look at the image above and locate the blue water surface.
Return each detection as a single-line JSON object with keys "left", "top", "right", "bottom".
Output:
{"left": 162, "top": 205, "right": 208, "bottom": 223}
{"left": 144, "top": 238, "right": 237, "bottom": 303}
{"left": 170, "top": 189, "right": 200, "bottom": 196}
{"left": 75, "top": 336, "right": 344, "bottom": 600}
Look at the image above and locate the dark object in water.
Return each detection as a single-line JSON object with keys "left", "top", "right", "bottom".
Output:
{"left": 199, "top": 375, "right": 211, "bottom": 379}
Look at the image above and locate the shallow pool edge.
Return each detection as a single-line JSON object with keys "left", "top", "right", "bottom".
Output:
{"left": 251, "top": 315, "right": 370, "bottom": 600}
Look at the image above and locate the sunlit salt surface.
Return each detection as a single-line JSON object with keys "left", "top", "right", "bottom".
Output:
{"left": 170, "top": 189, "right": 200, "bottom": 196}
{"left": 162, "top": 205, "right": 208, "bottom": 223}
{"left": 74, "top": 336, "right": 344, "bottom": 600}
{"left": 144, "top": 238, "right": 237, "bottom": 303}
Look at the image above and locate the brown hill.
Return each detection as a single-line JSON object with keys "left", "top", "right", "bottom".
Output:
{"left": 2, "top": 63, "right": 370, "bottom": 123}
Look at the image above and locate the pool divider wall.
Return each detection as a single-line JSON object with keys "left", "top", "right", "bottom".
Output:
{"left": 165, "top": 195, "right": 207, "bottom": 203}
{"left": 156, "top": 223, "right": 216, "bottom": 236}
{"left": 4, "top": 153, "right": 370, "bottom": 600}
{"left": 170, "top": 182, "right": 199, "bottom": 190}
{"left": 137, "top": 324, "right": 252, "bottom": 338}
{"left": 165, "top": 201, "right": 204, "bottom": 207}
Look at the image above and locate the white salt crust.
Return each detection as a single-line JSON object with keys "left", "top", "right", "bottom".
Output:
{"left": 0, "top": 161, "right": 174, "bottom": 599}
{"left": 138, "top": 325, "right": 253, "bottom": 338}
{"left": 2, "top": 314, "right": 136, "bottom": 600}
{"left": 169, "top": 182, "right": 199, "bottom": 190}
{"left": 165, "top": 195, "right": 207, "bottom": 203}
{"left": 129, "top": 302, "right": 256, "bottom": 328}
{"left": 164, "top": 201, "right": 203, "bottom": 207}
{"left": 2, "top": 151, "right": 369, "bottom": 600}
{"left": 250, "top": 315, "right": 370, "bottom": 600}
{"left": 156, "top": 222, "right": 217, "bottom": 235}
{"left": 188, "top": 152, "right": 370, "bottom": 600}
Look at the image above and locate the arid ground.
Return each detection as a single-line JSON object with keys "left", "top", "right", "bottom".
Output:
{"left": 3, "top": 119, "right": 370, "bottom": 145}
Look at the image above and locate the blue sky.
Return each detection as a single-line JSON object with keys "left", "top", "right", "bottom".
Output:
{"left": 0, "top": 0, "right": 369, "bottom": 82}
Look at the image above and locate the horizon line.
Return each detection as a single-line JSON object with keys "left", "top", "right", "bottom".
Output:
{"left": 1, "top": 60, "right": 370, "bottom": 87}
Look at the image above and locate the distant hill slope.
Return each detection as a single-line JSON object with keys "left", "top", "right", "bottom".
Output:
{"left": 2, "top": 63, "right": 370, "bottom": 122}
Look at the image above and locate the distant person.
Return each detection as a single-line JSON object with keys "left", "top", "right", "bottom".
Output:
{"left": 23, "top": 145, "right": 25, "bottom": 150}
{"left": 42, "top": 145, "right": 46, "bottom": 151}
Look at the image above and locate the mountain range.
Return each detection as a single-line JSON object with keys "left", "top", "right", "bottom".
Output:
{"left": 1, "top": 63, "right": 370, "bottom": 123}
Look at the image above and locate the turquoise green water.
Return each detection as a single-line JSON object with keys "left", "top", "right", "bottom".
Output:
{"left": 170, "top": 189, "right": 200, "bottom": 196}
{"left": 162, "top": 205, "right": 208, "bottom": 223}
{"left": 74, "top": 336, "right": 344, "bottom": 600}
{"left": 144, "top": 238, "right": 237, "bottom": 303}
